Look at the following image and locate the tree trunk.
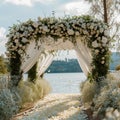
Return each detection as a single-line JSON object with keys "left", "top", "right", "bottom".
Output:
{"left": 103, "top": 0, "right": 108, "bottom": 23}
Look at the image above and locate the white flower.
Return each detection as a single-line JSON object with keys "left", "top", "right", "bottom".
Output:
{"left": 75, "top": 31, "right": 80, "bottom": 36}
{"left": 59, "top": 24, "right": 64, "bottom": 28}
{"left": 16, "top": 26, "right": 20, "bottom": 31}
{"left": 92, "top": 41, "right": 99, "bottom": 48}
{"left": 81, "top": 23, "right": 86, "bottom": 29}
{"left": 14, "top": 39, "right": 19, "bottom": 43}
{"left": 18, "top": 49, "right": 23, "bottom": 54}
{"left": 22, "top": 38, "right": 28, "bottom": 43}
{"left": 28, "top": 27, "right": 33, "bottom": 32}
{"left": 101, "top": 61, "right": 105, "bottom": 64}
{"left": 23, "top": 31, "right": 28, "bottom": 36}
{"left": 90, "top": 25, "right": 94, "bottom": 29}
{"left": 104, "top": 30, "right": 109, "bottom": 36}
{"left": 22, "top": 46, "right": 26, "bottom": 50}
{"left": 102, "top": 49, "right": 105, "bottom": 52}
{"left": 20, "top": 27, "right": 24, "bottom": 31}
{"left": 100, "top": 28, "right": 104, "bottom": 33}
{"left": 102, "top": 57, "right": 105, "bottom": 60}
{"left": 16, "top": 32, "right": 20, "bottom": 38}
{"left": 67, "top": 29, "right": 74, "bottom": 35}
{"left": 95, "top": 49, "right": 99, "bottom": 54}
{"left": 32, "top": 22, "right": 38, "bottom": 28}
{"left": 43, "top": 26, "right": 49, "bottom": 32}
{"left": 87, "top": 23, "right": 90, "bottom": 27}
{"left": 83, "top": 30, "right": 88, "bottom": 35}
{"left": 102, "top": 36, "right": 108, "bottom": 44}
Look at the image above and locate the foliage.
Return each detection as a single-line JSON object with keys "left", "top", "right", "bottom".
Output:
{"left": 18, "top": 78, "right": 51, "bottom": 105}
{"left": 0, "top": 86, "right": 20, "bottom": 120}
{"left": 0, "top": 75, "right": 51, "bottom": 119}
{"left": 86, "top": 0, "right": 120, "bottom": 48}
{"left": 28, "top": 62, "right": 37, "bottom": 82}
{"left": 9, "top": 52, "right": 22, "bottom": 86}
{"left": 92, "top": 78, "right": 120, "bottom": 119}
{"left": 0, "top": 55, "right": 8, "bottom": 74}
{"left": 80, "top": 80, "right": 97, "bottom": 104}
{"left": 6, "top": 15, "right": 110, "bottom": 83}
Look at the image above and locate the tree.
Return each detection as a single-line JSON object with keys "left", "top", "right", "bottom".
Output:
{"left": 86, "top": 0, "right": 120, "bottom": 48}
{"left": 0, "top": 55, "right": 8, "bottom": 74}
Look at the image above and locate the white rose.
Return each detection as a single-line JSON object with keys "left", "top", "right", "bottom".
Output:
{"left": 83, "top": 30, "right": 88, "bottom": 35}
{"left": 82, "top": 23, "right": 86, "bottom": 29}
{"left": 43, "top": 26, "right": 49, "bottom": 32}
{"left": 32, "top": 22, "right": 38, "bottom": 28}
{"left": 18, "top": 49, "right": 23, "bottom": 54}
{"left": 102, "top": 57, "right": 105, "bottom": 60}
{"left": 90, "top": 25, "right": 94, "bottom": 29}
{"left": 75, "top": 31, "right": 80, "bottom": 36}
{"left": 100, "top": 28, "right": 104, "bottom": 33}
{"left": 14, "top": 39, "right": 19, "bottom": 44}
{"left": 22, "top": 38, "right": 28, "bottom": 43}
{"left": 16, "top": 32, "right": 20, "bottom": 38}
{"left": 67, "top": 29, "right": 74, "bottom": 35}
{"left": 104, "top": 30, "right": 109, "bottom": 36}
{"left": 20, "top": 27, "right": 24, "bottom": 31}
{"left": 95, "top": 49, "right": 99, "bottom": 54}
{"left": 101, "top": 61, "right": 105, "bottom": 64}
{"left": 28, "top": 27, "right": 33, "bottom": 32}
{"left": 87, "top": 23, "right": 90, "bottom": 27}
{"left": 16, "top": 26, "right": 19, "bottom": 31}
{"left": 92, "top": 41, "right": 99, "bottom": 48}
{"left": 102, "top": 36, "right": 108, "bottom": 44}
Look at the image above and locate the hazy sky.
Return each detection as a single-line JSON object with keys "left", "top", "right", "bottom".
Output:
{"left": 0, "top": 0, "right": 90, "bottom": 56}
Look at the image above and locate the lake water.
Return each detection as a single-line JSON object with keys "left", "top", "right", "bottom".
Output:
{"left": 43, "top": 72, "right": 86, "bottom": 93}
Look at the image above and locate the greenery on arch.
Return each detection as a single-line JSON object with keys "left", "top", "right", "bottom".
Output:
{"left": 6, "top": 15, "right": 110, "bottom": 85}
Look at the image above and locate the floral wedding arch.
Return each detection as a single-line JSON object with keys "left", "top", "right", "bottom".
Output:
{"left": 6, "top": 15, "right": 110, "bottom": 87}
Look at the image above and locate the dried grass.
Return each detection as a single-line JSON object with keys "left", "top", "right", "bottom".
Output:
{"left": 18, "top": 78, "right": 51, "bottom": 105}
{"left": 80, "top": 80, "right": 97, "bottom": 104}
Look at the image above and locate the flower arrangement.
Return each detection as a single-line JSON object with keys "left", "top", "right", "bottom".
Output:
{"left": 6, "top": 15, "right": 110, "bottom": 84}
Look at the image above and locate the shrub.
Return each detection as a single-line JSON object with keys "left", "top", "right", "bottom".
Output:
{"left": 80, "top": 80, "right": 97, "bottom": 105}
{"left": 115, "top": 65, "right": 120, "bottom": 71}
{"left": 18, "top": 78, "right": 51, "bottom": 105}
{"left": 0, "top": 89, "right": 20, "bottom": 120}
{"left": 92, "top": 78, "right": 120, "bottom": 119}
{"left": 0, "top": 56, "right": 8, "bottom": 74}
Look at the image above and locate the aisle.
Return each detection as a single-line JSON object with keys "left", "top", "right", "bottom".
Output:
{"left": 12, "top": 94, "right": 88, "bottom": 120}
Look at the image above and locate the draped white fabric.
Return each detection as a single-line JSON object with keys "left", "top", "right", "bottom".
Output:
{"left": 37, "top": 52, "right": 54, "bottom": 76}
{"left": 21, "top": 36, "right": 92, "bottom": 77}
{"left": 75, "top": 37, "right": 92, "bottom": 76}
{"left": 21, "top": 40, "right": 43, "bottom": 73}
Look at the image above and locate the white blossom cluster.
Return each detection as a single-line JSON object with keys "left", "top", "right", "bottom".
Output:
{"left": 6, "top": 16, "right": 109, "bottom": 59}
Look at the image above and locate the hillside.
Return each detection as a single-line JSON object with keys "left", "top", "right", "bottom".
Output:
{"left": 46, "top": 52, "right": 120, "bottom": 73}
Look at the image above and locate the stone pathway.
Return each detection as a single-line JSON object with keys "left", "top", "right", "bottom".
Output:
{"left": 12, "top": 94, "right": 88, "bottom": 120}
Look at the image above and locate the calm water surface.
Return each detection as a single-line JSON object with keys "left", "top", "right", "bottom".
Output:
{"left": 44, "top": 72, "right": 86, "bottom": 93}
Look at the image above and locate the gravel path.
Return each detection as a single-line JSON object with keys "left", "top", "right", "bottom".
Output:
{"left": 12, "top": 94, "right": 88, "bottom": 120}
